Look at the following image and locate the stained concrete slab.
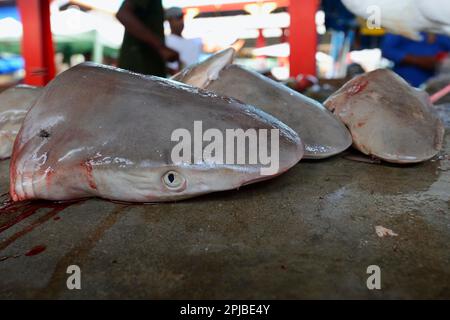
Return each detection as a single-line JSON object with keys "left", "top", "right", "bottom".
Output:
{"left": 0, "top": 109, "right": 449, "bottom": 300}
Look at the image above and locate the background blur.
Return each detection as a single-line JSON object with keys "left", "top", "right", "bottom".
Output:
{"left": 0, "top": 0, "right": 448, "bottom": 99}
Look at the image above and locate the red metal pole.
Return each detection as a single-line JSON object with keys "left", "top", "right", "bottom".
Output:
{"left": 256, "top": 29, "right": 266, "bottom": 49}
{"left": 289, "top": 0, "right": 318, "bottom": 78}
{"left": 17, "top": 0, "right": 55, "bottom": 86}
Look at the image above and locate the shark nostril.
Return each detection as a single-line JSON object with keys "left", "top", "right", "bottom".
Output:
{"left": 38, "top": 129, "right": 51, "bottom": 138}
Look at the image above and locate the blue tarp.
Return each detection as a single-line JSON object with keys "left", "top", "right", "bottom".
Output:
{"left": 0, "top": 55, "right": 24, "bottom": 74}
{"left": 0, "top": 6, "right": 20, "bottom": 21}
{"left": 0, "top": 6, "right": 22, "bottom": 74}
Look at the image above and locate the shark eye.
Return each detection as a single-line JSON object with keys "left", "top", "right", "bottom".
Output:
{"left": 162, "top": 171, "right": 186, "bottom": 191}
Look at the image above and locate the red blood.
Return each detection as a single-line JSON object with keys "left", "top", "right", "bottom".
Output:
{"left": 0, "top": 199, "right": 69, "bottom": 233}
{"left": 25, "top": 245, "right": 46, "bottom": 257}
{"left": 53, "top": 216, "right": 61, "bottom": 221}
{"left": 347, "top": 79, "right": 369, "bottom": 96}
{"left": 9, "top": 158, "right": 18, "bottom": 201}
{"left": 45, "top": 168, "right": 55, "bottom": 189}
{"left": 0, "top": 194, "right": 82, "bottom": 253}
{"left": 83, "top": 161, "right": 97, "bottom": 190}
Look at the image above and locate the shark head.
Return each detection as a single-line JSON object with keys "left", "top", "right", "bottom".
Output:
{"left": 172, "top": 47, "right": 236, "bottom": 88}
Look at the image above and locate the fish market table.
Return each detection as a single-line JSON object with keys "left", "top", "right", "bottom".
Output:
{"left": 0, "top": 111, "right": 449, "bottom": 299}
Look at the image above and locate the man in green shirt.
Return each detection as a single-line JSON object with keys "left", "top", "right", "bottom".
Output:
{"left": 116, "top": 0, "right": 179, "bottom": 77}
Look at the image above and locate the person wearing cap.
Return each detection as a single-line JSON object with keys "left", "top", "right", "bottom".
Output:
{"left": 116, "top": 0, "right": 179, "bottom": 77}
{"left": 165, "top": 7, "right": 203, "bottom": 73}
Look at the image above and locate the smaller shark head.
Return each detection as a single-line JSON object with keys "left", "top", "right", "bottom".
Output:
{"left": 172, "top": 48, "right": 236, "bottom": 88}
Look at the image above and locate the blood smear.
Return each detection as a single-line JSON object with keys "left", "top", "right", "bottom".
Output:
{"left": 25, "top": 245, "right": 46, "bottom": 257}
{"left": 347, "top": 79, "right": 369, "bottom": 96}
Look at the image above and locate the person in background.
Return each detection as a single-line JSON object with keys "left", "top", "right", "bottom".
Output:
{"left": 116, "top": 0, "right": 179, "bottom": 77}
{"left": 382, "top": 33, "right": 450, "bottom": 87}
{"left": 165, "top": 7, "right": 203, "bottom": 74}
{"left": 321, "top": 0, "right": 357, "bottom": 33}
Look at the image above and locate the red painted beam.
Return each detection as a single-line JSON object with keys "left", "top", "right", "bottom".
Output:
{"left": 17, "top": 0, "right": 56, "bottom": 86}
{"left": 289, "top": 0, "right": 318, "bottom": 77}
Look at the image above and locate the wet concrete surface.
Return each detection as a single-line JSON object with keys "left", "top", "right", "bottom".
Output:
{"left": 0, "top": 111, "right": 449, "bottom": 300}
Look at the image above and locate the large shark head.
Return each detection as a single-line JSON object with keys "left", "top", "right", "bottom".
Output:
{"left": 10, "top": 63, "right": 303, "bottom": 203}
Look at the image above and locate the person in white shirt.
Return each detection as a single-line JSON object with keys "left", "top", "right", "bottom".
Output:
{"left": 165, "top": 7, "right": 203, "bottom": 73}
